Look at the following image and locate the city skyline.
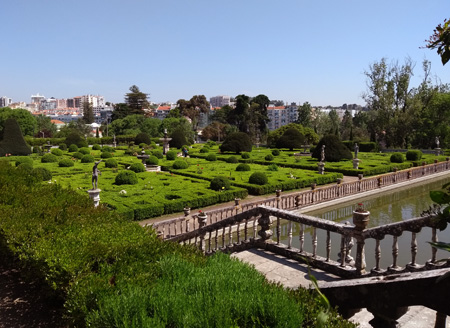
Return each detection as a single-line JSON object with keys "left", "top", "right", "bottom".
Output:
{"left": 3, "top": 1, "right": 450, "bottom": 106}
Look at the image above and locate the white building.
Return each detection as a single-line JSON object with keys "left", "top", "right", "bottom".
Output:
{"left": 209, "top": 95, "right": 231, "bottom": 108}
{"left": 267, "top": 103, "right": 298, "bottom": 131}
{"left": 0, "top": 96, "right": 12, "bottom": 108}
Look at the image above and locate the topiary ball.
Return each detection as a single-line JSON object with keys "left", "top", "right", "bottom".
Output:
{"left": 152, "top": 150, "right": 164, "bottom": 159}
{"left": 166, "top": 150, "right": 177, "bottom": 160}
{"left": 79, "top": 147, "right": 91, "bottom": 155}
{"left": 249, "top": 172, "right": 268, "bottom": 185}
{"left": 227, "top": 156, "right": 239, "bottom": 163}
{"left": 101, "top": 152, "right": 113, "bottom": 159}
{"left": 41, "top": 153, "right": 58, "bottom": 163}
{"left": 115, "top": 171, "right": 138, "bottom": 185}
{"left": 105, "top": 158, "right": 118, "bottom": 168}
{"left": 32, "top": 167, "right": 52, "bottom": 181}
{"left": 130, "top": 162, "right": 146, "bottom": 173}
{"left": 92, "top": 144, "right": 101, "bottom": 150}
{"left": 265, "top": 154, "right": 274, "bottom": 161}
{"left": 200, "top": 147, "right": 210, "bottom": 153}
{"left": 272, "top": 149, "right": 280, "bottom": 156}
{"left": 102, "top": 146, "right": 114, "bottom": 153}
{"left": 81, "top": 154, "right": 95, "bottom": 163}
{"left": 59, "top": 158, "right": 75, "bottom": 167}
{"left": 51, "top": 148, "right": 63, "bottom": 156}
{"left": 173, "top": 160, "right": 188, "bottom": 169}
{"left": 72, "top": 152, "right": 83, "bottom": 159}
{"left": 406, "top": 150, "right": 423, "bottom": 161}
{"left": 390, "top": 153, "right": 404, "bottom": 163}
{"left": 267, "top": 164, "right": 278, "bottom": 171}
{"left": 146, "top": 155, "right": 159, "bottom": 166}
{"left": 210, "top": 176, "right": 231, "bottom": 191}
{"left": 241, "top": 152, "right": 250, "bottom": 159}
{"left": 59, "top": 143, "right": 67, "bottom": 151}
{"left": 68, "top": 144, "right": 78, "bottom": 152}
{"left": 236, "top": 163, "right": 251, "bottom": 171}
{"left": 15, "top": 156, "right": 33, "bottom": 167}
{"left": 206, "top": 153, "right": 217, "bottom": 161}
{"left": 17, "top": 163, "right": 33, "bottom": 174}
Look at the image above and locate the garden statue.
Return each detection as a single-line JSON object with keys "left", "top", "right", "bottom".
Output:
{"left": 436, "top": 136, "right": 440, "bottom": 148}
{"left": 320, "top": 145, "right": 326, "bottom": 162}
{"left": 354, "top": 143, "right": 359, "bottom": 159}
{"left": 92, "top": 160, "right": 102, "bottom": 189}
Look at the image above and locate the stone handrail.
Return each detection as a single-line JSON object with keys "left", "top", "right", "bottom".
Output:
{"left": 151, "top": 159, "right": 450, "bottom": 239}
{"left": 166, "top": 205, "right": 450, "bottom": 279}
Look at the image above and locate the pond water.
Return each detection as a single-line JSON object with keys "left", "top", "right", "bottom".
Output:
{"left": 277, "top": 175, "right": 450, "bottom": 270}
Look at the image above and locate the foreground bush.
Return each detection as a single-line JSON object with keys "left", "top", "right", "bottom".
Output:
{"left": 115, "top": 170, "right": 138, "bottom": 185}
{"left": 14, "top": 156, "right": 33, "bottom": 167}
{"left": 51, "top": 148, "right": 63, "bottom": 156}
{"left": 166, "top": 150, "right": 178, "bottom": 160}
{"left": 41, "top": 153, "right": 58, "bottom": 163}
{"left": 406, "top": 150, "right": 423, "bottom": 161}
{"left": 236, "top": 163, "right": 251, "bottom": 171}
{"left": 59, "top": 158, "right": 75, "bottom": 167}
{"left": 68, "top": 144, "right": 79, "bottom": 152}
{"left": 81, "top": 154, "right": 95, "bottom": 163}
{"left": 390, "top": 153, "right": 404, "bottom": 163}
{"left": 146, "top": 155, "right": 159, "bottom": 166}
{"left": 206, "top": 153, "right": 217, "bottom": 161}
{"left": 31, "top": 167, "right": 52, "bottom": 181}
{"left": 105, "top": 158, "right": 118, "bottom": 168}
{"left": 210, "top": 176, "right": 231, "bottom": 191}
{"left": 130, "top": 162, "right": 146, "bottom": 173}
{"left": 173, "top": 160, "right": 188, "bottom": 169}
{"left": 249, "top": 172, "right": 268, "bottom": 185}
{"left": 220, "top": 132, "right": 252, "bottom": 154}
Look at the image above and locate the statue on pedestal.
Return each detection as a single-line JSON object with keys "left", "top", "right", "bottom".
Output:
{"left": 320, "top": 145, "right": 326, "bottom": 162}
{"left": 354, "top": 143, "right": 359, "bottom": 159}
{"left": 92, "top": 160, "right": 102, "bottom": 189}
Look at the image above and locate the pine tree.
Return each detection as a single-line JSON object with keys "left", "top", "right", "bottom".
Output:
{"left": 0, "top": 118, "right": 31, "bottom": 156}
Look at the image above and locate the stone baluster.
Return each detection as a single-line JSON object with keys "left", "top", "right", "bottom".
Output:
{"left": 257, "top": 212, "right": 273, "bottom": 240}
{"left": 244, "top": 218, "right": 249, "bottom": 242}
{"left": 389, "top": 235, "right": 400, "bottom": 271}
{"left": 340, "top": 235, "right": 346, "bottom": 267}
{"left": 207, "top": 231, "right": 212, "bottom": 253}
{"left": 326, "top": 231, "right": 331, "bottom": 261}
{"left": 221, "top": 226, "right": 226, "bottom": 249}
{"left": 197, "top": 212, "right": 208, "bottom": 252}
{"left": 409, "top": 232, "right": 418, "bottom": 268}
{"left": 228, "top": 225, "right": 233, "bottom": 246}
{"left": 184, "top": 207, "right": 191, "bottom": 233}
{"left": 287, "top": 221, "right": 293, "bottom": 249}
{"left": 276, "top": 217, "right": 281, "bottom": 244}
{"left": 353, "top": 209, "right": 370, "bottom": 275}
{"left": 214, "top": 229, "right": 219, "bottom": 251}
{"left": 312, "top": 227, "right": 317, "bottom": 257}
{"left": 431, "top": 227, "right": 438, "bottom": 264}
{"left": 373, "top": 239, "right": 382, "bottom": 273}
{"left": 253, "top": 217, "right": 258, "bottom": 239}
{"left": 299, "top": 223, "right": 304, "bottom": 253}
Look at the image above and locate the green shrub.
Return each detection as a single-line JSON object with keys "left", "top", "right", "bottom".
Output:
{"left": 152, "top": 150, "right": 164, "bottom": 159}
{"left": 200, "top": 147, "right": 210, "bottom": 153}
{"left": 206, "top": 140, "right": 216, "bottom": 147}
{"left": 135, "top": 132, "right": 151, "bottom": 146}
{"left": 41, "top": 153, "right": 58, "bottom": 163}
{"left": 265, "top": 154, "right": 274, "bottom": 161}
{"left": 101, "top": 146, "right": 114, "bottom": 153}
{"left": 267, "top": 164, "right": 279, "bottom": 171}
{"left": 406, "top": 150, "right": 423, "bottom": 161}
{"left": 68, "top": 144, "right": 78, "bottom": 152}
{"left": 390, "top": 152, "right": 404, "bottom": 163}
{"left": 276, "top": 127, "right": 304, "bottom": 150}
{"left": 210, "top": 176, "right": 231, "bottom": 191}
{"left": 130, "top": 162, "right": 146, "bottom": 173}
{"left": 17, "top": 162, "right": 33, "bottom": 174}
{"left": 51, "top": 148, "right": 63, "bottom": 156}
{"left": 65, "top": 132, "right": 85, "bottom": 148}
{"left": 105, "top": 158, "right": 118, "bottom": 168}
{"left": 272, "top": 149, "right": 280, "bottom": 156}
{"left": 81, "top": 154, "right": 95, "bottom": 163}
{"left": 14, "top": 156, "right": 33, "bottom": 167}
{"left": 100, "top": 152, "right": 113, "bottom": 159}
{"left": 166, "top": 150, "right": 178, "bottom": 160}
{"left": 115, "top": 170, "right": 138, "bottom": 185}
{"left": 241, "top": 152, "right": 250, "bottom": 159}
{"left": 92, "top": 144, "right": 101, "bottom": 150}
{"left": 226, "top": 156, "right": 239, "bottom": 163}
{"left": 206, "top": 153, "right": 217, "bottom": 161}
{"left": 249, "top": 172, "right": 268, "bottom": 185}
{"left": 72, "top": 152, "right": 83, "bottom": 159}
{"left": 59, "top": 158, "right": 75, "bottom": 167}
{"left": 173, "top": 160, "right": 188, "bottom": 169}
{"left": 146, "top": 156, "right": 159, "bottom": 165}
{"left": 220, "top": 132, "right": 252, "bottom": 154}
{"left": 169, "top": 128, "right": 190, "bottom": 149}
{"left": 59, "top": 143, "right": 67, "bottom": 151}
{"left": 31, "top": 167, "right": 52, "bottom": 181}
{"left": 79, "top": 147, "right": 91, "bottom": 155}
{"left": 236, "top": 163, "right": 251, "bottom": 171}
{"left": 311, "top": 135, "right": 352, "bottom": 162}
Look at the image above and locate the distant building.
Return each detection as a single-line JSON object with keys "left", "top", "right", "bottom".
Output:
{"left": 0, "top": 96, "right": 12, "bottom": 108}
{"left": 155, "top": 105, "right": 171, "bottom": 120}
{"left": 31, "top": 93, "right": 45, "bottom": 105}
{"left": 209, "top": 95, "right": 231, "bottom": 108}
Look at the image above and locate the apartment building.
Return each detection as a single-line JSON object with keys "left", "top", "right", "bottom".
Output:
{"left": 267, "top": 103, "right": 298, "bottom": 131}
{"left": 209, "top": 95, "right": 231, "bottom": 108}
{"left": 0, "top": 96, "right": 12, "bottom": 108}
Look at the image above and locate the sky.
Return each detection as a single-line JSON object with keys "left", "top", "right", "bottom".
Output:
{"left": 2, "top": 0, "right": 450, "bottom": 106}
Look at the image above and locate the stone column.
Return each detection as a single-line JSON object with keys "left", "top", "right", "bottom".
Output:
{"left": 184, "top": 207, "right": 191, "bottom": 232}
{"left": 352, "top": 210, "right": 370, "bottom": 275}
{"left": 197, "top": 212, "right": 208, "bottom": 251}
{"left": 318, "top": 161, "right": 325, "bottom": 175}
{"left": 87, "top": 189, "right": 101, "bottom": 207}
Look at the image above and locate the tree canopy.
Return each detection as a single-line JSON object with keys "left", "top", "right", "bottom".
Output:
{"left": 125, "top": 85, "right": 150, "bottom": 113}
{"left": 0, "top": 107, "right": 37, "bottom": 137}
{"left": 425, "top": 18, "right": 450, "bottom": 65}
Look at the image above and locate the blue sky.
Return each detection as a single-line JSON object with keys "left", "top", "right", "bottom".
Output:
{"left": 2, "top": 0, "right": 449, "bottom": 106}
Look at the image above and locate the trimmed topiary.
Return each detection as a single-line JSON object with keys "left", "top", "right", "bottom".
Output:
{"left": 311, "top": 135, "right": 352, "bottom": 162}
{"left": 79, "top": 147, "right": 91, "bottom": 155}
{"left": 200, "top": 147, "right": 210, "bottom": 153}
{"left": 17, "top": 163, "right": 33, "bottom": 174}
{"left": 59, "top": 143, "right": 67, "bottom": 151}
{"left": 265, "top": 154, "right": 274, "bottom": 161}
{"left": 146, "top": 155, "right": 159, "bottom": 165}
{"left": 249, "top": 172, "right": 268, "bottom": 185}
{"left": 32, "top": 167, "right": 52, "bottom": 181}
{"left": 210, "top": 176, "right": 231, "bottom": 191}
{"left": 241, "top": 152, "right": 250, "bottom": 159}
{"left": 220, "top": 132, "right": 252, "bottom": 154}
{"left": 135, "top": 132, "right": 151, "bottom": 146}
{"left": 236, "top": 163, "right": 251, "bottom": 171}
{"left": 15, "top": 156, "right": 33, "bottom": 167}
{"left": 51, "top": 148, "right": 63, "bottom": 156}
{"left": 166, "top": 150, "right": 177, "bottom": 160}
{"left": 41, "top": 153, "right": 58, "bottom": 163}
{"left": 68, "top": 144, "right": 78, "bottom": 152}
{"left": 115, "top": 170, "right": 138, "bottom": 185}
{"left": 272, "top": 149, "right": 280, "bottom": 156}
{"left": 81, "top": 154, "right": 95, "bottom": 163}
{"left": 206, "top": 153, "right": 217, "bottom": 161}
{"left": 130, "top": 162, "right": 146, "bottom": 173}
{"left": 390, "top": 153, "right": 404, "bottom": 163}
{"left": 59, "top": 158, "right": 75, "bottom": 167}
{"left": 173, "top": 160, "right": 188, "bottom": 169}
{"left": 267, "top": 164, "right": 278, "bottom": 171}
{"left": 151, "top": 150, "right": 164, "bottom": 159}
{"left": 102, "top": 146, "right": 114, "bottom": 153}
{"left": 65, "top": 132, "right": 85, "bottom": 148}
{"left": 92, "top": 144, "right": 101, "bottom": 150}
{"left": 169, "top": 128, "right": 189, "bottom": 149}
{"left": 138, "top": 143, "right": 147, "bottom": 149}
{"left": 406, "top": 150, "right": 423, "bottom": 161}
{"left": 72, "top": 152, "right": 83, "bottom": 159}
{"left": 105, "top": 158, "right": 118, "bottom": 168}
{"left": 101, "top": 152, "right": 113, "bottom": 159}
{"left": 226, "top": 156, "right": 239, "bottom": 163}
{"left": 0, "top": 118, "right": 31, "bottom": 156}
{"left": 276, "top": 128, "right": 305, "bottom": 150}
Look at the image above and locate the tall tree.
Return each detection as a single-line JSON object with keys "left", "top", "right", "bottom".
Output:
{"left": 111, "top": 103, "right": 132, "bottom": 121}
{"left": 297, "top": 102, "right": 312, "bottom": 127}
{"left": 339, "top": 109, "right": 353, "bottom": 140}
{"left": 425, "top": 18, "right": 450, "bottom": 65}
{"left": 124, "top": 85, "right": 149, "bottom": 114}
{"left": 0, "top": 107, "right": 37, "bottom": 137}
{"left": 35, "top": 114, "right": 57, "bottom": 138}
{"left": 328, "top": 109, "right": 340, "bottom": 136}
{"left": 177, "top": 95, "right": 210, "bottom": 129}
{"left": 82, "top": 101, "right": 94, "bottom": 124}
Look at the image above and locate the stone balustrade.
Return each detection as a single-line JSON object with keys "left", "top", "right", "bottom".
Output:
{"left": 151, "top": 160, "right": 450, "bottom": 239}
{"left": 166, "top": 205, "right": 450, "bottom": 279}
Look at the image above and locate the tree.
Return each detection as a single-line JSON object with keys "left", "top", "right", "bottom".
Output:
{"left": 276, "top": 128, "right": 305, "bottom": 150}
{"left": 108, "top": 114, "right": 146, "bottom": 136}
{"left": 340, "top": 109, "right": 353, "bottom": 140}
{"left": 0, "top": 107, "right": 37, "bottom": 137}
{"left": 177, "top": 95, "right": 210, "bottom": 129}
{"left": 201, "top": 121, "right": 229, "bottom": 142}
{"left": 297, "top": 102, "right": 312, "bottom": 127}
{"left": 425, "top": 19, "right": 450, "bottom": 65}
{"left": 140, "top": 117, "right": 162, "bottom": 138}
{"left": 125, "top": 85, "right": 149, "bottom": 114}
{"left": 0, "top": 118, "right": 31, "bottom": 156}
{"left": 311, "top": 135, "right": 352, "bottom": 162}
{"left": 35, "top": 114, "right": 57, "bottom": 138}
{"left": 328, "top": 109, "right": 340, "bottom": 136}
{"left": 267, "top": 123, "right": 318, "bottom": 148}
{"left": 82, "top": 101, "right": 94, "bottom": 124}
{"left": 220, "top": 132, "right": 252, "bottom": 154}
{"left": 169, "top": 127, "right": 190, "bottom": 148}
{"left": 55, "top": 120, "right": 92, "bottom": 138}
{"left": 111, "top": 103, "right": 132, "bottom": 121}
{"left": 161, "top": 117, "right": 194, "bottom": 144}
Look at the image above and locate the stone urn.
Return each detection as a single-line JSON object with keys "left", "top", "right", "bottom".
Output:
{"left": 353, "top": 210, "right": 370, "bottom": 230}
{"left": 275, "top": 189, "right": 281, "bottom": 197}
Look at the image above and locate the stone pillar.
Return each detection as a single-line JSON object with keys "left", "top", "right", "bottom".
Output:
{"left": 352, "top": 158, "right": 360, "bottom": 169}
{"left": 435, "top": 147, "right": 441, "bottom": 156}
{"left": 87, "top": 189, "right": 101, "bottom": 207}
{"left": 184, "top": 207, "right": 191, "bottom": 232}
{"left": 275, "top": 190, "right": 281, "bottom": 209}
{"left": 318, "top": 161, "right": 325, "bottom": 175}
{"left": 234, "top": 198, "right": 241, "bottom": 215}
{"left": 258, "top": 212, "right": 273, "bottom": 240}
{"left": 197, "top": 212, "right": 208, "bottom": 252}
{"left": 352, "top": 210, "right": 370, "bottom": 275}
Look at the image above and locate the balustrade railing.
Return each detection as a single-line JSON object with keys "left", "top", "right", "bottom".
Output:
{"left": 167, "top": 205, "right": 450, "bottom": 279}
{"left": 151, "top": 159, "right": 450, "bottom": 240}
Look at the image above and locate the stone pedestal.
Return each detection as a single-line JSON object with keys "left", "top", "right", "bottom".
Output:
{"left": 353, "top": 210, "right": 370, "bottom": 275}
{"left": 146, "top": 165, "right": 161, "bottom": 172}
{"left": 318, "top": 161, "right": 325, "bottom": 175}
{"left": 87, "top": 189, "right": 101, "bottom": 207}
{"left": 353, "top": 158, "right": 360, "bottom": 169}
{"left": 136, "top": 148, "right": 149, "bottom": 167}
{"left": 435, "top": 148, "right": 441, "bottom": 156}
{"left": 159, "top": 138, "right": 172, "bottom": 155}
